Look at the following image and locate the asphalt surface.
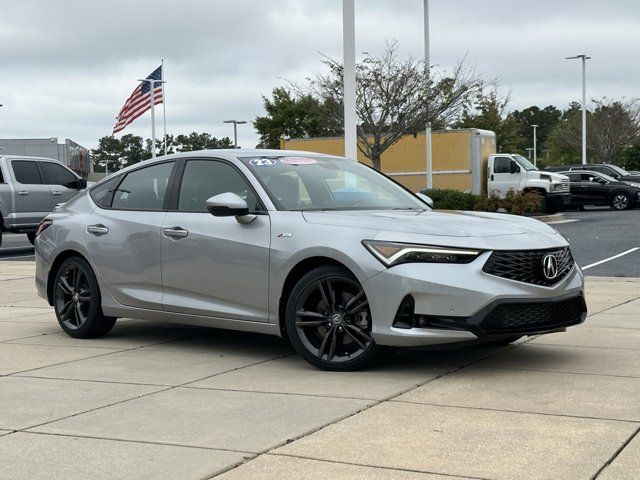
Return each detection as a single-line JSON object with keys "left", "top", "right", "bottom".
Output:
{"left": 1, "top": 209, "right": 638, "bottom": 276}
{"left": 0, "top": 234, "right": 34, "bottom": 261}
{"left": 553, "top": 207, "right": 640, "bottom": 277}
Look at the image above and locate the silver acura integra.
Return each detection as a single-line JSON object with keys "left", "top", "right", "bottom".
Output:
{"left": 35, "top": 150, "right": 586, "bottom": 370}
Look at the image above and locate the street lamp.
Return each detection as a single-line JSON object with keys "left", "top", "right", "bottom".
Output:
{"left": 566, "top": 54, "right": 591, "bottom": 165}
{"left": 531, "top": 124, "right": 538, "bottom": 166}
{"left": 223, "top": 120, "right": 247, "bottom": 149}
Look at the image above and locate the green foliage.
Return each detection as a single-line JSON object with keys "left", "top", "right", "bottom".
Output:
{"left": 424, "top": 189, "right": 476, "bottom": 210}
{"left": 424, "top": 189, "right": 543, "bottom": 215}
{"left": 253, "top": 87, "right": 342, "bottom": 149}
{"left": 92, "top": 132, "right": 234, "bottom": 172}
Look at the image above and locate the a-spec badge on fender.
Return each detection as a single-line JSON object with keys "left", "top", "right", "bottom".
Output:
{"left": 277, "top": 233, "right": 293, "bottom": 238}
{"left": 542, "top": 253, "right": 559, "bottom": 280}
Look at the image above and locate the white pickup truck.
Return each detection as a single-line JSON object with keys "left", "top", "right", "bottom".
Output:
{"left": 487, "top": 154, "right": 571, "bottom": 212}
{"left": 0, "top": 155, "right": 87, "bottom": 246}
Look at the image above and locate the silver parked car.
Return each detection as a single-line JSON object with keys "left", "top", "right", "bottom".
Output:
{"left": 35, "top": 150, "right": 586, "bottom": 370}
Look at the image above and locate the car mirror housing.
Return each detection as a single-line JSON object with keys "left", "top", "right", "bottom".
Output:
{"left": 416, "top": 192, "right": 434, "bottom": 208}
{"left": 206, "top": 192, "right": 256, "bottom": 223}
{"left": 510, "top": 162, "right": 520, "bottom": 174}
{"left": 77, "top": 178, "right": 88, "bottom": 189}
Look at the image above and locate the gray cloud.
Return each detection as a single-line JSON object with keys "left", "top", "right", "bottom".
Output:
{"left": 0, "top": 0, "right": 638, "bottom": 150}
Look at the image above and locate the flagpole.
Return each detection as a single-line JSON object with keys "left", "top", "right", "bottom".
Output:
{"left": 150, "top": 80, "right": 156, "bottom": 158}
{"left": 162, "top": 59, "right": 167, "bottom": 156}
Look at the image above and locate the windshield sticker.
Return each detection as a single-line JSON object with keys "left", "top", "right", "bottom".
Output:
{"left": 280, "top": 157, "right": 317, "bottom": 165}
{"left": 249, "top": 158, "right": 278, "bottom": 167}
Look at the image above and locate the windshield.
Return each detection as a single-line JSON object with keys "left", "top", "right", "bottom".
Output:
{"left": 240, "top": 155, "right": 426, "bottom": 211}
{"left": 606, "top": 164, "right": 629, "bottom": 177}
{"left": 513, "top": 155, "right": 538, "bottom": 171}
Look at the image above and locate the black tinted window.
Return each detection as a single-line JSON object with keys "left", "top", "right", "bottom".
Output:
{"left": 112, "top": 162, "right": 174, "bottom": 210}
{"left": 493, "top": 157, "right": 512, "bottom": 174}
{"left": 89, "top": 175, "right": 122, "bottom": 208}
{"left": 567, "top": 173, "right": 581, "bottom": 182}
{"left": 178, "top": 160, "right": 260, "bottom": 212}
{"left": 12, "top": 161, "right": 42, "bottom": 184}
{"left": 41, "top": 162, "right": 78, "bottom": 188}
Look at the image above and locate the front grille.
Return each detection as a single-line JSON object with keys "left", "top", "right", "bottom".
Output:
{"left": 561, "top": 178, "right": 570, "bottom": 192}
{"left": 480, "top": 296, "right": 585, "bottom": 334}
{"left": 482, "top": 247, "right": 574, "bottom": 286}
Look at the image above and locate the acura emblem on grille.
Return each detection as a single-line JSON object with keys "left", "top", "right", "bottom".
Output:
{"left": 542, "top": 254, "right": 559, "bottom": 280}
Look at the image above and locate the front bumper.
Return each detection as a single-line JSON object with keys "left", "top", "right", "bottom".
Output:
{"left": 362, "top": 250, "right": 585, "bottom": 347}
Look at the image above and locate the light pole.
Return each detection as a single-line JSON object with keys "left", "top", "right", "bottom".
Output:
{"left": 342, "top": 0, "right": 357, "bottom": 160}
{"left": 424, "top": 0, "right": 432, "bottom": 189}
{"left": 138, "top": 78, "right": 166, "bottom": 158}
{"left": 223, "top": 120, "right": 247, "bottom": 149}
{"left": 566, "top": 54, "right": 591, "bottom": 165}
{"left": 531, "top": 124, "right": 538, "bottom": 166}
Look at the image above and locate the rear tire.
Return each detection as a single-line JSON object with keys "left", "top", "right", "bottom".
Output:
{"left": 53, "top": 256, "right": 116, "bottom": 338}
{"left": 285, "top": 265, "right": 379, "bottom": 371}
{"left": 27, "top": 232, "right": 36, "bottom": 245}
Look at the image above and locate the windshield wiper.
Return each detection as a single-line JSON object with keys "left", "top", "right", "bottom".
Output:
{"left": 392, "top": 207, "right": 427, "bottom": 212}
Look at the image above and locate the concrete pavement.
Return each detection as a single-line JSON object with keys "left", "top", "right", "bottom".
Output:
{"left": 0, "top": 260, "right": 639, "bottom": 479}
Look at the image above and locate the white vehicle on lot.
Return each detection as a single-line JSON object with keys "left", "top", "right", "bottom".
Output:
{"left": 0, "top": 156, "right": 87, "bottom": 246}
{"left": 487, "top": 154, "right": 571, "bottom": 211}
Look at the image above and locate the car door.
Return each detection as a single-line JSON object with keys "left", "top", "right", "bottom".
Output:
{"left": 9, "top": 159, "right": 52, "bottom": 225}
{"left": 581, "top": 173, "right": 609, "bottom": 204}
{"left": 566, "top": 173, "right": 587, "bottom": 204}
{"left": 39, "top": 161, "right": 83, "bottom": 208}
{"left": 490, "top": 156, "right": 522, "bottom": 196}
{"left": 84, "top": 160, "right": 175, "bottom": 310}
{"left": 161, "top": 158, "right": 271, "bottom": 322}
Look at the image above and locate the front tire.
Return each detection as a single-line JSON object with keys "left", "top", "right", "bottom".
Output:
{"left": 285, "top": 265, "right": 379, "bottom": 371}
{"left": 611, "top": 192, "right": 631, "bottom": 210}
{"left": 53, "top": 256, "right": 116, "bottom": 338}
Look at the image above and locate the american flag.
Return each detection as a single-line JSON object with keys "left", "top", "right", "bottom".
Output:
{"left": 112, "top": 65, "right": 163, "bottom": 134}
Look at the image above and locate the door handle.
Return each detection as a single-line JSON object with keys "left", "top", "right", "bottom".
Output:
{"left": 87, "top": 224, "right": 109, "bottom": 236}
{"left": 18, "top": 191, "right": 29, "bottom": 196}
{"left": 52, "top": 191, "right": 62, "bottom": 196}
{"left": 163, "top": 227, "right": 189, "bottom": 239}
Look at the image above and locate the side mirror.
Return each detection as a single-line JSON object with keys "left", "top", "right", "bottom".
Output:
{"left": 416, "top": 192, "right": 434, "bottom": 208}
{"left": 77, "top": 178, "right": 87, "bottom": 189}
{"left": 510, "top": 162, "right": 520, "bottom": 174}
{"left": 206, "top": 192, "right": 256, "bottom": 224}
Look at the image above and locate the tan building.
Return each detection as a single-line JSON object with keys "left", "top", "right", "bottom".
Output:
{"left": 282, "top": 128, "right": 496, "bottom": 193}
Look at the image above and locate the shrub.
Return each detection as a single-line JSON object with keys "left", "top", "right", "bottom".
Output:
{"left": 473, "top": 192, "right": 500, "bottom": 212}
{"left": 500, "top": 190, "right": 544, "bottom": 215}
{"left": 422, "top": 188, "right": 475, "bottom": 210}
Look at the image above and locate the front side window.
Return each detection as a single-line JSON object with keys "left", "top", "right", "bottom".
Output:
{"left": 493, "top": 157, "right": 513, "bottom": 174}
{"left": 12, "top": 161, "right": 42, "bottom": 184}
{"left": 111, "top": 162, "right": 174, "bottom": 210}
{"left": 177, "top": 160, "right": 260, "bottom": 212}
{"left": 41, "top": 162, "right": 78, "bottom": 188}
{"left": 241, "top": 155, "right": 426, "bottom": 211}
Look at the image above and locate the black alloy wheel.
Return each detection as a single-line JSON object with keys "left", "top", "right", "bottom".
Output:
{"left": 286, "top": 265, "right": 379, "bottom": 371}
{"left": 611, "top": 192, "right": 631, "bottom": 211}
{"left": 53, "top": 257, "right": 116, "bottom": 338}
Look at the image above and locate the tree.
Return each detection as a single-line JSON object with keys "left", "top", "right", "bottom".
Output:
{"left": 546, "top": 98, "right": 640, "bottom": 164}
{"left": 510, "top": 105, "right": 562, "bottom": 155}
{"left": 174, "top": 132, "right": 234, "bottom": 151}
{"left": 254, "top": 87, "right": 342, "bottom": 149}
{"left": 454, "top": 87, "right": 522, "bottom": 153}
{"left": 92, "top": 134, "right": 149, "bottom": 172}
{"left": 299, "top": 41, "right": 483, "bottom": 169}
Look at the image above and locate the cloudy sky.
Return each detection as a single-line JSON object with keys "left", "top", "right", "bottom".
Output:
{"left": 1, "top": 0, "right": 639, "bottom": 151}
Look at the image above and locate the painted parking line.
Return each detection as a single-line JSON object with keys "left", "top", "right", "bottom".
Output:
{"left": 582, "top": 247, "right": 640, "bottom": 271}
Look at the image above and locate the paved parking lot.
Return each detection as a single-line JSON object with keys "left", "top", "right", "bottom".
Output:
{"left": 0, "top": 260, "right": 639, "bottom": 479}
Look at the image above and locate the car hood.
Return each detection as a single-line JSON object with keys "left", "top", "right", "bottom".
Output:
{"left": 302, "top": 210, "right": 557, "bottom": 237}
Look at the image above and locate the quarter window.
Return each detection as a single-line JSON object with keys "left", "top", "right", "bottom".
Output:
{"left": 177, "top": 160, "right": 260, "bottom": 212}
{"left": 111, "top": 162, "right": 174, "bottom": 210}
{"left": 89, "top": 175, "right": 122, "bottom": 208}
{"left": 12, "top": 161, "right": 42, "bottom": 184}
{"left": 41, "top": 162, "right": 78, "bottom": 188}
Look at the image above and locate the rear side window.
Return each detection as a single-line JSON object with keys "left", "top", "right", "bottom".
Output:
{"left": 41, "top": 162, "right": 78, "bottom": 188}
{"left": 89, "top": 175, "right": 122, "bottom": 208}
{"left": 12, "top": 161, "right": 43, "bottom": 184}
{"left": 111, "top": 162, "right": 174, "bottom": 211}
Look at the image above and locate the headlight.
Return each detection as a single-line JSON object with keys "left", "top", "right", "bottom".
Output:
{"left": 625, "top": 182, "right": 640, "bottom": 188}
{"left": 362, "top": 240, "right": 482, "bottom": 267}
